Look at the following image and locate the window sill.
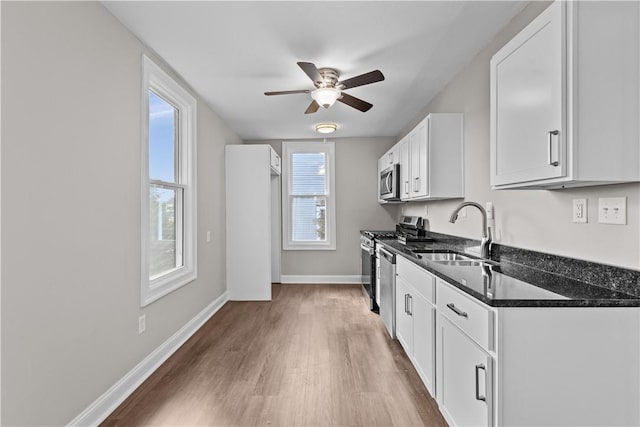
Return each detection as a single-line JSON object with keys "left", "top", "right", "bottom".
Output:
{"left": 283, "top": 244, "right": 336, "bottom": 251}
{"left": 141, "top": 268, "right": 197, "bottom": 307}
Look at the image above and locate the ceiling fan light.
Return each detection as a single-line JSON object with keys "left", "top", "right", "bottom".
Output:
{"left": 315, "top": 123, "right": 337, "bottom": 134}
{"left": 311, "top": 88, "right": 341, "bottom": 108}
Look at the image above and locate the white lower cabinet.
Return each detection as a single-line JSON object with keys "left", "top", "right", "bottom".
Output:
{"left": 395, "top": 257, "right": 436, "bottom": 395}
{"left": 395, "top": 255, "right": 640, "bottom": 426}
{"left": 411, "top": 293, "right": 435, "bottom": 394}
{"left": 495, "top": 307, "right": 640, "bottom": 426}
{"left": 395, "top": 276, "right": 412, "bottom": 354}
{"left": 437, "top": 315, "right": 492, "bottom": 427}
{"left": 436, "top": 279, "right": 494, "bottom": 427}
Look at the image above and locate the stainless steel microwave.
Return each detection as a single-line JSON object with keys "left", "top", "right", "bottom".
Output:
{"left": 380, "top": 164, "right": 400, "bottom": 201}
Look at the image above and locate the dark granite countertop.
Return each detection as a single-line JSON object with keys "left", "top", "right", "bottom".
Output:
{"left": 378, "top": 239, "right": 640, "bottom": 308}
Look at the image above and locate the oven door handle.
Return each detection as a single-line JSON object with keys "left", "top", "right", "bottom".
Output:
{"left": 360, "top": 243, "right": 374, "bottom": 255}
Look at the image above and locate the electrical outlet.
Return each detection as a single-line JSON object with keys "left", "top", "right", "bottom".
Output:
{"left": 572, "top": 199, "right": 587, "bottom": 223}
{"left": 598, "top": 197, "right": 627, "bottom": 225}
{"left": 138, "top": 314, "right": 146, "bottom": 334}
{"left": 485, "top": 202, "right": 494, "bottom": 220}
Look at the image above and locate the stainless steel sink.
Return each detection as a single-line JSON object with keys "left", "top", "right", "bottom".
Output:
{"left": 411, "top": 250, "right": 498, "bottom": 267}
{"left": 413, "top": 251, "right": 477, "bottom": 262}
{"left": 433, "top": 260, "right": 485, "bottom": 267}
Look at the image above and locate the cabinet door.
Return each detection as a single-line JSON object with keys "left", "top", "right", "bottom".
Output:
{"left": 377, "top": 158, "right": 385, "bottom": 203}
{"left": 384, "top": 148, "right": 395, "bottom": 167}
{"left": 399, "top": 138, "right": 410, "bottom": 200}
{"left": 437, "top": 316, "right": 492, "bottom": 427}
{"left": 395, "top": 277, "right": 413, "bottom": 355}
{"left": 490, "top": 1, "right": 566, "bottom": 187}
{"left": 409, "top": 119, "right": 428, "bottom": 198}
{"left": 412, "top": 293, "right": 435, "bottom": 395}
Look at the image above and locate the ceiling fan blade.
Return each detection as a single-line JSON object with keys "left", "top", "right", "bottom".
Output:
{"left": 338, "top": 92, "right": 373, "bottom": 112}
{"left": 339, "top": 70, "right": 385, "bottom": 90}
{"left": 304, "top": 100, "right": 320, "bottom": 114}
{"left": 264, "top": 89, "right": 311, "bottom": 96}
{"left": 297, "top": 62, "right": 323, "bottom": 85}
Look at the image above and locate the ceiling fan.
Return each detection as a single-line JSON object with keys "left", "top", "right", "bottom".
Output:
{"left": 264, "top": 62, "right": 385, "bottom": 114}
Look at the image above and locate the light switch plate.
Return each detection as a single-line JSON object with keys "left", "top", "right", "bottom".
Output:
{"left": 598, "top": 197, "right": 627, "bottom": 225}
{"left": 572, "top": 199, "right": 587, "bottom": 223}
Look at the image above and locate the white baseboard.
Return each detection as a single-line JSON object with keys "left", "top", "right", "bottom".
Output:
{"left": 68, "top": 291, "right": 228, "bottom": 427}
{"left": 280, "top": 275, "right": 361, "bottom": 284}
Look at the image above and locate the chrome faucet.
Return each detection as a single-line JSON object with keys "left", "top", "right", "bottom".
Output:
{"left": 449, "top": 201, "right": 492, "bottom": 259}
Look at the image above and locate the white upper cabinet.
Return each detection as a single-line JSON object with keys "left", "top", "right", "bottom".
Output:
{"left": 382, "top": 145, "right": 398, "bottom": 167}
{"left": 491, "top": 2, "right": 565, "bottom": 186}
{"left": 407, "top": 114, "right": 464, "bottom": 201}
{"left": 409, "top": 119, "right": 429, "bottom": 198}
{"left": 399, "top": 137, "right": 410, "bottom": 199}
{"left": 379, "top": 113, "right": 463, "bottom": 203}
{"left": 424, "top": 114, "right": 464, "bottom": 200}
{"left": 490, "top": 1, "right": 640, "bottom": 189}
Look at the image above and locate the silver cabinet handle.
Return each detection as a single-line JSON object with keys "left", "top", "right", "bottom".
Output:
{"left": 548, "top": 130, "right": 559, "bottom": 166}
{"left": 446, "top": 303, "right": 468, "bottom": 318}
{"left": 407, "top": 294, "right": 413, "bottom": 316}
{"left": 413, "top": 177, "right": 420, "bottom": 192}
{"left": 475, "top": 364, "right": 487, "bottom": 402}
{"left": 389, "top": 153, "right": 393, "bottom": 164}
{"left": 404, "top": 181, "right": 409, "bottom": 194}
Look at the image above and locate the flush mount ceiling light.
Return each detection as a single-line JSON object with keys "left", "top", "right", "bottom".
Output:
{"left": 315, "top": 123, "right": 337, "bottom": 134}
{"left": 310, "top": 87, "right": 341, "bottom": 109}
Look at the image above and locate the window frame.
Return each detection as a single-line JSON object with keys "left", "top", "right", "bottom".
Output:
{"left": 282, "top": 141, "right": 336, "bottom": 250}
{"left": 141, "top": 55, "right": 197, "bottom": 307}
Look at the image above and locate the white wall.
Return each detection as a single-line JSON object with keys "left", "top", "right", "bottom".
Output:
{"left": 1, "top": 2, "right": 241, "bottom": 425}
{"left": 399, "top": 1, "right": 640, "bottom": 270}
{"left": 245, "top": 138, "right": 398, "bottom": 276}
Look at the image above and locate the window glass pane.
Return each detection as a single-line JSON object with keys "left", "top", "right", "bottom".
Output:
{"left": 291, "top": 152, "right": 326, "bottom": 195}
{"left": 149, "top": 185, "right": 182, "bottom": 278}
{"left": 149, "top": 90, "right": 178, "bottom": 182}
{"left": 292, "top": 196, "right": 326, "bottom": 241}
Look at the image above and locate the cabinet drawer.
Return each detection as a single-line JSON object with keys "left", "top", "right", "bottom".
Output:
{"left": 397, "top": 256, "right": 435, "bottom": 303}
{"left": 437, "top": 280, "right": 493, "bottom": 350}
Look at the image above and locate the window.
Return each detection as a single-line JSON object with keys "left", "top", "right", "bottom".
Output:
{"left": 141, "top": 56, "right": 197, "bottom": 306}
{"left": 282, "top": 141, "right": 336, "bottom": 250}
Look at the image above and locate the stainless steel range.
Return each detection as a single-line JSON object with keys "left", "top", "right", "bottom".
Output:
{"left": 360, "top": 216, "right": 432, "bottom": 315}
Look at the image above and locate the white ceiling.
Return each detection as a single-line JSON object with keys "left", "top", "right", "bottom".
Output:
{"left": 103, "top": 1, "right": 527, "bottom": 141}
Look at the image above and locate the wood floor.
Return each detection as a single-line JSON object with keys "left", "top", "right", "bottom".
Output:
{"left": 102, "top": 284, "right": 447, "bottom": 426}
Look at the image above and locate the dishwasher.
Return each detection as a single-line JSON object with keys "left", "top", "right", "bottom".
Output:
{"left": 378, "top": 245, "right": 396, "bottom": 338}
